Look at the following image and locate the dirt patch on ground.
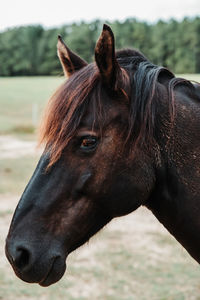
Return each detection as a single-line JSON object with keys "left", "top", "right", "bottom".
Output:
{"left": 0, "top": 136, "right": 41, "bottom": 158}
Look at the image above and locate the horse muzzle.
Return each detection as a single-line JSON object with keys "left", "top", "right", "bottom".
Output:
{"left": 5, "top": 237, "right": 67, "bottom": 286}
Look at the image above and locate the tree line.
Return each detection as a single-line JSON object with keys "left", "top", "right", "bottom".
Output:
{"left": 0, "top": 17, "right": 200, "bottom": 76}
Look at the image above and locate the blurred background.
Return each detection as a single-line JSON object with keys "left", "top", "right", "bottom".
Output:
{"left": 0, "top": 0, "right": 200, "bottom": 299}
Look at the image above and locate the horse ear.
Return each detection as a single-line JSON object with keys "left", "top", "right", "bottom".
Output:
{"left": 57, "top": 35, "right": 87, "bottom": 77}
{"left": 95, "top": 24, "right": 122, "bottom": 89}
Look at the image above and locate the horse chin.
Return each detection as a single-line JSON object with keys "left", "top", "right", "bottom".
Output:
{"left": 39, "top": 257, "right": 67, "bottom": 287}
{"left": 11, "top": 255, "right": 67, "bottom": 287}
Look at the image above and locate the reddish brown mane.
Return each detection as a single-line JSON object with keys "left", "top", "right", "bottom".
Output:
{"left": 39, "top": 63, "right": 103, "bottom": 166}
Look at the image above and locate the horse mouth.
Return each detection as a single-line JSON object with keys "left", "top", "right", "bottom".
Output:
{"left": 39, "top": 257, "right": 66, "bottom": 287}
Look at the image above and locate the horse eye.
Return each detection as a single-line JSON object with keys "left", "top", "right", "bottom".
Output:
{"left": 80, "top": 136, "right": 98, "bottom": 151}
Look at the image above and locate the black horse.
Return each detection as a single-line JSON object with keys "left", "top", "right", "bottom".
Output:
{"left": 6, "top": 24, "right": 200, "bottom": 286}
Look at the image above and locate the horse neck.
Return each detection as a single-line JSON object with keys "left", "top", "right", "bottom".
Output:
{"left": 146, "top": 83, "right": 200, "bottom": 263}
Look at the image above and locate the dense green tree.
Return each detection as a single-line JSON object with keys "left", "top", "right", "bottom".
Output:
{"left": 37, "top": 27, "right": 65, "bottom": 75}
{"left": 0, "top": 17, "right": 199, "bottom": 76}
{"left": 0, "top": 26, "right": 44, "bottom": 75}
{"left": 194, "top": 17, "right": 200, "bottom": 73}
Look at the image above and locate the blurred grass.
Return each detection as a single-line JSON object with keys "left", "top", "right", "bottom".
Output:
{"left": 0, "top": 155, "right": 40, "bottom": 194}
{"left": 0, "top": 76, "right": 64, "bottom": 135}
{"left": 178, "top": 74, "right": 200, "bottom": 82}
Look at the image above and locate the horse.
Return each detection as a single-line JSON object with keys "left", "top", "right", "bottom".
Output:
{"left": 5, "top": 24, "right": 200, "bottom": 287}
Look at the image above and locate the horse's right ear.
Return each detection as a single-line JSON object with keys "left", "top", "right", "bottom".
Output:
{"left": 57, "top": 35, "right": 88, "bottom": 77}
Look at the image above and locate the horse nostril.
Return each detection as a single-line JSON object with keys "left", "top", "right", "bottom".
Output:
{"left": 14, "top": 247, "right": 31, "bottom": 271}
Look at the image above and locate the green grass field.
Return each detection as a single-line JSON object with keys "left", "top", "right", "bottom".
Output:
{"left": 0, "top": 77, "right": 64, "bottom": 134}
{"left": 0, "top": 75, "right": 200, "bottom": 300}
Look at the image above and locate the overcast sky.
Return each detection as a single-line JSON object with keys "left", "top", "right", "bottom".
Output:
{"left": 1, "top": 0, "right": 199, "bottom": 31}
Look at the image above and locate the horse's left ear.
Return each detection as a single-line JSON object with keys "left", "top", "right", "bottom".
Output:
{"left": 57, "top": 35, "right": 87, "bottom": 77}
{"left": 95, "top": 24, "right": 122, "bottom": 90}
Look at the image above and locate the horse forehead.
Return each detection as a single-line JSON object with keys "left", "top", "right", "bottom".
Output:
{"left": 80, "top": 98, "right": 128, "bottom": 128}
